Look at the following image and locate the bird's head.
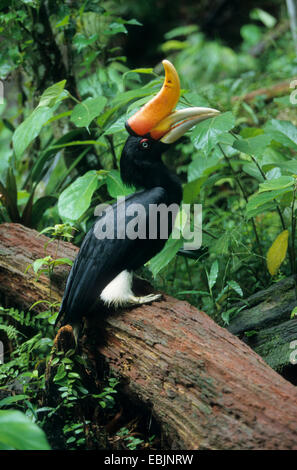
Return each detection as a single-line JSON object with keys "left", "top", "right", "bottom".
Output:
{"left": 125, "top": 59, "right": 220, "bottom": 145}
{"left": 121, "top": 60, "right": 220, "bottom": 191}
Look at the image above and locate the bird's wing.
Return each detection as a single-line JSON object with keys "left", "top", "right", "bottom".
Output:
{"left": 57, "top": 187, "right": 169, "bottom": 326}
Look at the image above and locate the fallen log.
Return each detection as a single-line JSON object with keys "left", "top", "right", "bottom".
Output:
{"left": 1, "top": 222, "right": 297, "bottom": 450}
{"left": 228, "top": 277, "right": 297, "bottom": 381}
{"left": 244, "top": 319, "right": 297, "bottom": 373}
{"left": 228, "top": 276, "right": 297, "bottom": 335}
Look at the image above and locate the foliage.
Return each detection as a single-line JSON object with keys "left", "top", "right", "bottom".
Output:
{"left": 1, "top": 0, "right": 297, "bottom": 450}
{"left": 0, "top": 410, "right": 50, "bottom": 450}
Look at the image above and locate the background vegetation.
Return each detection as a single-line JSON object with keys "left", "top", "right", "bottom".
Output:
{"left": 0, "top": 0, "right": 296, "bottom": 450}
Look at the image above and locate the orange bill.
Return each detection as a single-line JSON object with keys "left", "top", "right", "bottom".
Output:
{"left": 127, "top": 60, "right": 180, "bottom": 137}
{"left": 126, "top": 60, "right": 220, "bottom": 143}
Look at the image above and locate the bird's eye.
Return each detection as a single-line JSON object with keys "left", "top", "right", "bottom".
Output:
{"left": 140, "top": 139, "right": 149, "bottom": 149}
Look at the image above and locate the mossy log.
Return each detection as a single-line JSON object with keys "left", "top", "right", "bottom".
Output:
{"left": 228, "top": 278, "right": 297, "bottom": 379}
{"left": 244, "top": 319, "right": 297, "bottom": 374}
{"left": 1, "top": 223, "right": 297, "bottom": 450}
{"left": 228, "top": 276, "right": 297, "bottom": 335}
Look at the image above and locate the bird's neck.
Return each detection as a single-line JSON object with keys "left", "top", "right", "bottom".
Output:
{"left": 122, "top": 160, "right": 182, "bottom": 206}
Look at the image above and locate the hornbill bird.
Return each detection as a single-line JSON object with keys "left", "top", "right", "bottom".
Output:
{"left": 55, "top": 60, "right": 219, "bottom": 341}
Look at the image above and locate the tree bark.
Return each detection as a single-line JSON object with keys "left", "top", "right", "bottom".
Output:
{"left": 228, "top": 276, "right": 297, "bottom": 335}
{"left": 227, "top": 276, "right": 297, "bottom": 377}
{"left": 1, "top": 223, "right": 297, "bottom": 450}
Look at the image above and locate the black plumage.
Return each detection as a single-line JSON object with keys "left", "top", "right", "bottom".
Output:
{"left": 56, "top": 135, "right": 182, "bottom": 328}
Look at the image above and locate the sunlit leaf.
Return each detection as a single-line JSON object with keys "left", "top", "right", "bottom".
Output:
{"left": 70, "top": 96, "right": 107, "bottom": 128}
{"left": 37, "top": 80, "right": 67, "bottom": 108}
{"left": 58, "top": 170, "right": 105, "bottom": 220}
{"left": 191, "top": 112, "right": 235, "bottom": 154}
{"left": 148, "top": 236, "right": 183, "bottom": 278}
{"left": 246, "top": 187, "right": 293, "bottom": 219}
{"left": 264, "top": 120, "right": 297, "bottom": 152}
{"left": 13, "top": 107, "right": 53, "bottom": 159}
{"left": 266, "top": 230, "right": 289, "bottom": 276}
{"left": 227, "top": 280, "right": 243, "bottom": 297}
{"left": 106, "top": 170, "right": 134, "bottom": 197}
{"left": 258, "top": 176, "right": 295, "bottom": 192}
{"left": 207, "top": 260, "right": 219, "bottom": 290}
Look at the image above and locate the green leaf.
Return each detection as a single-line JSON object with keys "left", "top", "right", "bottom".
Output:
{"left": 277, "top": 160, "right": 297, "bottom": 175}
{"left": 124, "top": 68, "right": 154, "bottom": 78}
{"left": 32, "top": 258, "right": 48, "bottom": 273}
{"left": 207, "top": 260, "right": 219, "bottom": 290}
{"left": 52, "top": 258, "right": 73, "bottom": 267}
{"left": 53, "top": 364, "right": 66, "bottom": 383}
{"left": 246, "top": 187, "right": 292, "bottom": 219}
{"left": 183, "top": 179, "right": 206, "bottom": 204}
{"left": 187, "top": 152, "right": 222, "bottom": 183}
{"left": 106, "top": 170, "right": 135, "bottom": 198}
{"left": 0, "top": 410, "right": 50, "bottom": 450}
{"left": 56, "top": 15, "right": 70, "bottom": 28}
{"left": 0, "top": 395, "right": 29, "bottom": 408}
{"left": 71, "top": 96, "right": 107, "bottom": 128}
{"left": 13, "top": 107, "right": 53, "bottom": 159}
{"left": 58, "top": 170, "right": 104, "bottom": 221}
{"left": 250, "top": 8, "right": 276, "bottom": 28}
{"left": 233, "top": 133, "right": 272, "bottom": 158}
{"left": 290, "top": 306, "right": 297, "bottom": 319}
{"left": 37, "top": 80, "right": 67, "bottom": 108}
{"left": 191, "top": 112, "right": 235, "bottom": 154}
{"left": 104, "top": 22, "right": 127, "bottom": 35}
{"left": 164, "top": 25, "right": 198, "bottom": 39}
{"left": 148, "top": 237, "right": 183, "bottom": 278}
{"left": 227, "top": 280, "right": 243, "bottom": 297}
{"left": 104, "top": 115, "right": 127, "bottom": 135}
{"left": 264, "top": 120, "right": 297, "bottom": 152}
{"left": 73, "top": 33, "right": 98, "bottom": 53}
{"left": 258, "top": 176, "right": 295, "bottom": 192}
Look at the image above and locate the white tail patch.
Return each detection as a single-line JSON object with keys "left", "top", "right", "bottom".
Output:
{"left": 100, "top": 270, "right": 134, "bottom": 307}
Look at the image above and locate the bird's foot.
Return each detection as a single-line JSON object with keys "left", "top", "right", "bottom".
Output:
{"left": 128, "top": 293, "right": 162, "bottom": 306}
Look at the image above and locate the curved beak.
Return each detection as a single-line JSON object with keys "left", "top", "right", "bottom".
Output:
{"left": 126, "top": 60, "right": 220, "bottom": 143}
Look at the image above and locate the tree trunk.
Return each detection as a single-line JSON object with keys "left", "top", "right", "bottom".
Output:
{"left": 0, "top": 223, "right": 297, "bottom": 450}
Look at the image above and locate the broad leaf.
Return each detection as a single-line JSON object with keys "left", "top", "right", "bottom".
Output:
{"left": 258, "top": 176, "right": 295, "bottom": 192}
{"left": 246, "top": 187, "right": 293, "bottom": 219}
{"left": 266, "top": 230, "right": 289, "bottom": 276}
{"left": 71, "top": 96, "right": 107, "bottom": 128}
{"left": 227, "top": 280, "right": 243, "bottom": 297}
{"left": 0, "top": 395, "right": 29, "bottom": 408}
{"left": 233, "top": 133, "right": 272, "bottom": 159}
{"left": 58, "top": 170, "right": 104, "bottom": 220}
{"left": 0, "top": 410, "right": 50, "bottom": 450}
{"left": 104, "top": 115, "right": 127, "bottom": 135}
{"left": 190, "top": 111, "right": 235, "bottom": 154}
{"left": 187, "top": 152, "right": 222, "bottom": 183}
{"left": 264, "top": 120, "right": 297, "bottom": 152}
{"left": 37, "top": 80, "right": 67, "bottom": 108}
{"left": 207, "top": 260, "right": 219, "bottom": 290}
{"left": 106, "top": 170, "right": 135, "bottom": 197}
{"left": 148, "top": 236, "right": 183, "bottom": 278}
{"left": 13, "top": 107, "right": 53, "bottom": 159}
